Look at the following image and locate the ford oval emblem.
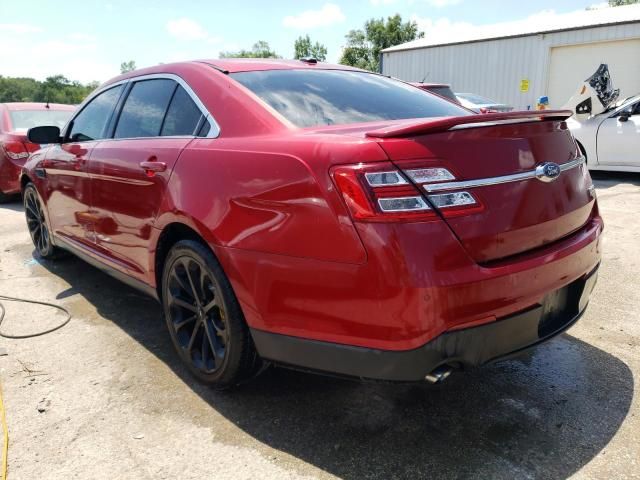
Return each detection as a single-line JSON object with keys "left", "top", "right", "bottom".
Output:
{"left": 535, "top": 162, "right": 561, "bottom": 183}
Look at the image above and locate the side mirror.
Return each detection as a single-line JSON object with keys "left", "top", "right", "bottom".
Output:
{"left": 27, "top": 125, "right": 61, "bottom": 144}
{"left": 619, "top": 113, "right": 630, "bottom": 123}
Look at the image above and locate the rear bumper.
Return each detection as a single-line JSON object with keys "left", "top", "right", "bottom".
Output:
{"left": 251, "top": 265, "right": 599, "bottom": 381}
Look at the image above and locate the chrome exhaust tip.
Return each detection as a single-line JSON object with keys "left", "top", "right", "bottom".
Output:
{"left": 425, "top": 365, "right": 453, "bottom": 384}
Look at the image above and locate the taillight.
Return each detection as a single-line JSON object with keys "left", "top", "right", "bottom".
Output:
{"left": 331, "top": 161, "right": 483, "bottom": 222}
{"left": 400, "top": 162, "right": 484, "bottom": 218}
{"left": 0, "top": 141, "right": 30, "bottom": 161}
{"left": 331, "top": 162, "right": 437, "bottom": 222}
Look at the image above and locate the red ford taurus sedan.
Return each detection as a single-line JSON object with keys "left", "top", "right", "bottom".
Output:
{"left": 22, "top": 59, "right": 602, "bottom": 387}
{"left": 0, "top": 102, "right": 75, "bottom": 201}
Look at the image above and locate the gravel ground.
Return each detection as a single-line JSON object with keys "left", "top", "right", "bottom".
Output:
{"left": 0, "top": 171, "right": 638, "bottom": 480}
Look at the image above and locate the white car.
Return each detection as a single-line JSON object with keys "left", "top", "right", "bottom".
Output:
{"left": 566, "top": 65, "right": 639, "bottom": 173}
{"left": 569, "top": 95, "right": 640, "bottom": 173}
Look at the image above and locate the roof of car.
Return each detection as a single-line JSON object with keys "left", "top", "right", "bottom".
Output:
{"left": 109, "top": 59, "right": 364, "bottom": 85}
{"left": 199, "top": 58, "right": 363, "bottom": 73}
{"left": 103, "top": 59, "right": 371, "bottom": 90}
{"left": 1, "top": 102, "right": 76, "bottom": 111}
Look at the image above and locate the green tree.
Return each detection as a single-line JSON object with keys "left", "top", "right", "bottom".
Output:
{"left": 0, "top": 75, "right": 97, "bottom": 104}
{"left": 339, "top": 14, "right": 423, "bottom": 72}
{"left": 220, "top": 41, "right": 280, "bottom": 58}
{"left": 293, "top": 35, "right": 327, "bottom": 61}
{"left": 120, "top": 60, "right": 137, "bottom": 73}
{"left": 0, "top": 77, "right": 39, "bottom": 102}
{"left": 609, "top": 0, "right": 638, "bottom": 5}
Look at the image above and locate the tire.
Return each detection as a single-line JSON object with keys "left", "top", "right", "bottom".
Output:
{"left": 23, "top": 183, "right": 61, "bottom": 259}
{"left": 161, "top": 239, "right": 259, "bottom": 388}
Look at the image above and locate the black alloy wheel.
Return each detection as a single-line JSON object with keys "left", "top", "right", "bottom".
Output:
{"left": 23, "top": 184, "right": 57, "bottom": 258}
{"left": 162, "top": 240, "right": 258, "bottom": 387}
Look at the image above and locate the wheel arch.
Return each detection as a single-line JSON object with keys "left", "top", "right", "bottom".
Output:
{"left": 575, "top": 139, "right": 588, "bottom": 163}
{"left": 154, "top": 222, "right": 204, "bottom": 296}
{"left": 20, "top": 173, "right": 33, "bottom": 193}
{"left": 153, "top": 220, "right": 228, "bottom": 301}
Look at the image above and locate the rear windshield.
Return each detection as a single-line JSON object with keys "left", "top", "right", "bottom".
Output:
{"left": 231, "top": 70, "right": 469, "bottom": 128}
{"left": 9, "top": 109, "right": 72, "bottom": 131}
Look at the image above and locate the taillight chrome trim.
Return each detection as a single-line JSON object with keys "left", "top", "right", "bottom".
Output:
{"left": 404, "top": 167, "right": 455, "bottom": 183}
{"left": 377, "top": 196, "right": 431, "bottom": 212}
{"left": 428, "top": 191, "right": 477, "bottom": 208}
{"left": 423, "top": 155, "right": 585, "bottom": 193}
{"left": 364, "top": 170, "right": 408, "bottom": 186}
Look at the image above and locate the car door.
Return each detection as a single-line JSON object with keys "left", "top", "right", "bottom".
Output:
{"left": 596, "top": 100, "right": 640, "bottom": 167}
{"left": 87, "top": 77, "right": 208, "bottom": 280}
{"left": 43, "top": 84, "right": 124, "bottom": 246}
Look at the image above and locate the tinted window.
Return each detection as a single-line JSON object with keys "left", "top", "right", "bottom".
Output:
{"left": 231, "top": 70, "right": 469, "bottom": 128}
{"left": 161, "top": 86, "right": 202, "bottom": 136}
{"left": 115, "top": 79, "right": 175, "bottom": 138}
{"left": 196, "top": 119, "right": 211, "bottom": 137}
{"left": 68, "top": 85, "right": 123, "bottom": 142}
{"left": 9, "top": 109, "right": 72, "bottom": 131}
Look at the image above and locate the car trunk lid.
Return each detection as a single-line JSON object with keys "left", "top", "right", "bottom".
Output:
{"left": 366, "top": 111, "right": 596, "bottom": 263}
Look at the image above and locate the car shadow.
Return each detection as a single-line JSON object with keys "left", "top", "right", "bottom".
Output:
{"left": 36, "top": 254, "right": 633, "bottom": 480}
{"left": 591, "top": 171, "right": 640, "bottom": 189}
{"left": 0, "top": 196, "right": 23, "bottom": 212}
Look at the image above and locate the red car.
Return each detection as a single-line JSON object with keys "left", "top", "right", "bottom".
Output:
{"left": 22, "top": 60, "right": 602, "bottom": 388}
{"left": 0, "top": 102, "right": 75, "bottom": 201}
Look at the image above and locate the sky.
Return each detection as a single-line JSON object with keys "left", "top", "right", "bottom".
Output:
{"left": 0, "top": 0, "right": 612, "bottom": 84}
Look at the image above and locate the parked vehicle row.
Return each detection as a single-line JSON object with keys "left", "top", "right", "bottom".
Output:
{"left": 20, "top": 59, "right": 601, "bottom": 387}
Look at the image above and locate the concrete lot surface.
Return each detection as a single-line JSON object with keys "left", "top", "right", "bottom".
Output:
{"left": 0, "top": 172, "right": 639, "bottom": 479}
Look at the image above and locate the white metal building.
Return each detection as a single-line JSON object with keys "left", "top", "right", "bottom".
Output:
{"left": 381, "top": 4, "right": 640, "bottom": 109}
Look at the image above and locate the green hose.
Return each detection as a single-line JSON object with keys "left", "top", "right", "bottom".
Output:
{"left": 0, "top": 295, "right": 71, "bottom": 339}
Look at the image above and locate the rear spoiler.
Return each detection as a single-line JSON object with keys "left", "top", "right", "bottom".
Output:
{"left": 365, "top": 110, "right": 573, "bottom": 138}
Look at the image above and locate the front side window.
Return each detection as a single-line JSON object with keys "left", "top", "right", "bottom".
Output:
{"left": 231, "top": 69, "right": 469, "bottom": 128}
{"left": 115, "top": 79, "right": 176, "bottom": 138}
{"left": 68, "top": 85, "right": 123, "bottom": 142}
{"left": 161, "top": 85, "right": 203, "bottom": 136}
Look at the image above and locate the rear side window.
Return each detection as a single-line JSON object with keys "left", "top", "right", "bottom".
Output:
{"left": 196, "top": 119, "right": 211, "bottom": 137}
{"left": 161, "top": 85, "right": 203, "bottom": 136}
{"left": 231, "top": 70, "right": 469, "bottom": 128}
{"left": 68, "top": 85, "right": 123, "bottom": 142}
{"left": 115, "top": 79, "right": 175, "bottom": 138}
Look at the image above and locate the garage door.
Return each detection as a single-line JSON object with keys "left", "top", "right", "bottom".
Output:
{"left": 547, "top": 38, "right": 640, "bottom": 108}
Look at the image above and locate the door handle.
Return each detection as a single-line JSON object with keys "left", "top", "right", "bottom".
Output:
{"left": 140, "top": 159, "right": 167, "bottom": 176}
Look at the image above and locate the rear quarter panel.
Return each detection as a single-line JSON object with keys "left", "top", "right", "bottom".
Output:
{"left": 155, "top": 134, "right": 389, "bottom": 264}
